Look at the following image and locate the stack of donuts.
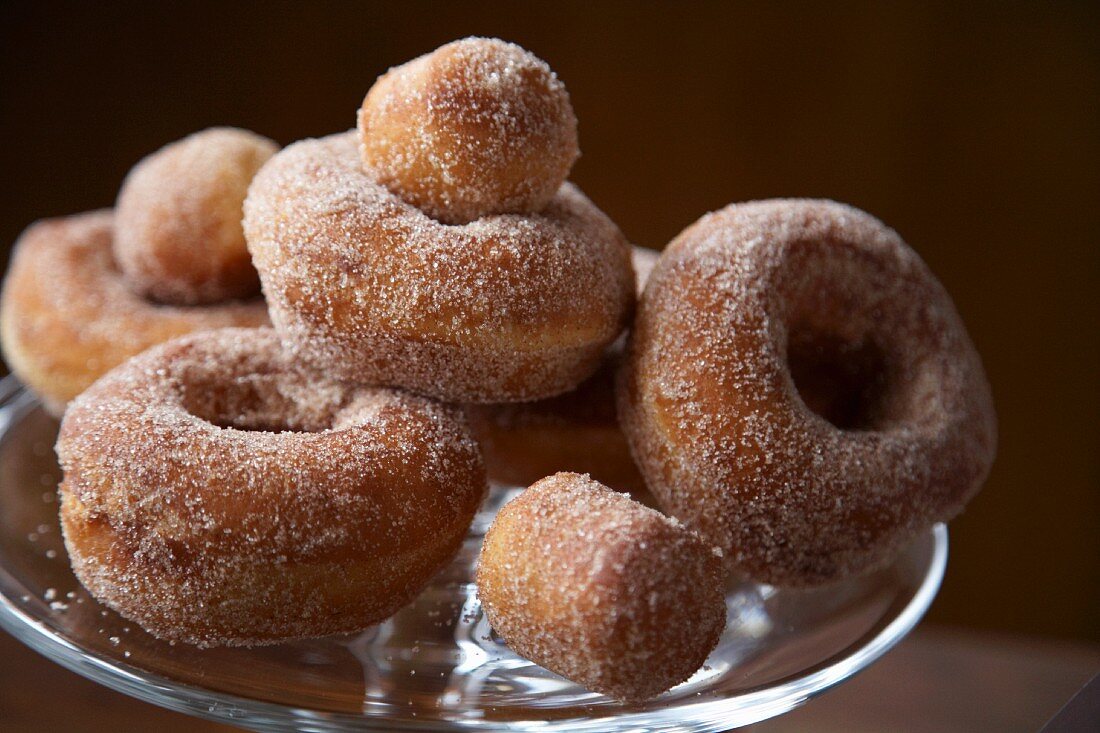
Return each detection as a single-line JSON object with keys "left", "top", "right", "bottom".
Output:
{"left": 1, "top": 127, "right": 274, "bottom": 414}
{"left": 0, "top": 37, "right": 996, "bottom": 703}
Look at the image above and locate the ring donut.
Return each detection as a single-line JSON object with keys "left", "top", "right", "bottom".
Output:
{"left": 618, "top": 199, "right": 997, "bottom": 586}
{"left": 57, "top": 327, "right": 487, "bottom": 647}
{"left": 0, "top": 211, "right": 269, "bottom": 414}
{"left": 244, "top": 132, "right": 633, "bottom": 403}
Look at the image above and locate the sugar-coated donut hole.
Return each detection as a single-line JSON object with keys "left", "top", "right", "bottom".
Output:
{"left": 476, "top": 472, "right": 726, "bottom": 701}
{"left": 115, "top": 127, "right": 278, "bottom": 305}
{"left": 358, "top": 37, "right": 579, "bottom": 224}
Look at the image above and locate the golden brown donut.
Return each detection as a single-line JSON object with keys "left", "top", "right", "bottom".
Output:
{"left": 358, "top": 37, "right": 578, "bottom": 224}
{"left": 0, "top": 211, "right": 269, "bottom": 414}
{"left": 115, "top": 127, "right": 278, "bottom": 305}
{"left": 57, "top": 327, "right": 487, "bottom": 647}
{"left": 466, "top": 246, "right": 659, "bottom": 498}
{"left": 244, "top": 132, "right": 634, "bottom": 403}
{"left": 618, "top": 199, "right": 997, "bottom": 587}
{"left": 477, "top": 472, "right": 726, "bottom": 702}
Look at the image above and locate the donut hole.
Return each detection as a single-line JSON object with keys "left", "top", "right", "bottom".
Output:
{"left": 114, "top": 127, "right": 278, "bottom": 305}
{"left": 179, "top": 371, "right": 345, "bottom": 433}
{"left": 786, "top": 329, "right": 893, "bottom": 431}
{"left": 357, "top": 38, "right": 578, "bottom": 224}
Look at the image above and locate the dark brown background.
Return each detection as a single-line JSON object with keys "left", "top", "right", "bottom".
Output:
{"left": 0, "top": 1, "right": 1096, "bottom": 644}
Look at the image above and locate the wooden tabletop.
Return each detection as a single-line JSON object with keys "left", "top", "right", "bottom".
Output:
{"left": 0, "top": 624, "right": 1095, "bottom": 732}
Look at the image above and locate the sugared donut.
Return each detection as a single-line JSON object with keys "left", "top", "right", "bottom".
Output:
{"left": 115, "top": 127, "right": 278, "bottom": 305}
{"left": 57, "top": 327, "right": 486, "bottom": 647}
{"left": 477, "top": 472, "right": 725, "bottom": 702}
{"left": 466, "top": 246, "right": 659, "bottom": 498}
{"left": 618, "top": 199, "right": 997, "bottom": 586}
{"left": 244, "top": 132, "right": 633, "bottom": 403}
{"left": 358, "top": 37, "right": 578, "bottom": 224}
{"left": 0, "top": 211, "right": 269, "bottom": 414}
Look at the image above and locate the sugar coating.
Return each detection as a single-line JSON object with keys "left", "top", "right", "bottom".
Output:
{"left": 476, "top": 472, "right": 725, "bottom": 702}
{"left": 470, "top": 246, "right": 661, "bottom": 431}
{"left": 115, "top": 127, "right": 278, "bottom": 305}
{"left": 617, "top": 199, "right": 997, "bottom": 586}
{"left": 0, "top": 211, "right": 269, "bottom": 413}
{"left": 56, "top": 327, "right": 487, "bottom": 647}
{"left": 359, "top": 37, "right": 578, "bottom": 224}
{"left": 244, "top": 131, "right": 634, "bottom": 403}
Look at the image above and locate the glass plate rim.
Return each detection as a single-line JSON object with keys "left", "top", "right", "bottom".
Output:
{"left": 0, "top": 377, "right": 949, "bottom": 731}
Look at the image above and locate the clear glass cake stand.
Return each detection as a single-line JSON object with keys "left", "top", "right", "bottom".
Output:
{"left": 0, "top": 376, "right": 947, "bottom": 732}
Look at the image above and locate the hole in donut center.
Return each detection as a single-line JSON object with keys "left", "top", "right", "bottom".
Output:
{"left": 180, "top": 373, "right": 341, "bottom": 433}
{"left": 787, "top": 330, "right": 892, "bottom": 431}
